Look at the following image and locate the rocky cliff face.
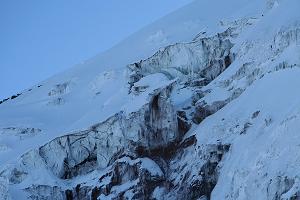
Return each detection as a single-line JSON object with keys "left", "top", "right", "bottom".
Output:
{"left": 1, "top": 0, "right": 300, "bottom": 199}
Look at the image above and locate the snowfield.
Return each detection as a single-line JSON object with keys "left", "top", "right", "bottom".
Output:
{"left": 1, "top": 0, "right": 300, "bottom": 199}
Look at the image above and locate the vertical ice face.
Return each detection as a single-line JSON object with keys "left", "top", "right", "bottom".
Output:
{"left": 127, "top": 28, "right": 234, "bottom": 89}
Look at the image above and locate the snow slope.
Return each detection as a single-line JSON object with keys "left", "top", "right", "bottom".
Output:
{"left": 1, "top": 0, "right": 300, "bottom": 199}
{"left": 0, "top": 0, "right": 266, "bottom": 167}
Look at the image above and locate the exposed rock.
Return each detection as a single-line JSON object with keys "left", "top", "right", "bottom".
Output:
{"left": 0, "top": 93, "right": 22, "bottom": 105}
{"left": 17, "top": 81, "right": 176, "bottom": 182}
{"left": 266, "top": 176, "right": 298, "bottom": 200}
{"left": 0, "top": 23, "right": 239, "bottom": 200}
{"left": 171, "top": 143, "right": 231, "bottom": 200}
{"left": 192, "top": 100, "right": 228, "bottom": 124}
{"left": 3, "top": 5, "right": 299, "bottom": 199}
{"left": 177, "top": 110, "right": 192, "bottom": 137}
{"left": 96, "top": 157, "right": 165, "bottom": 199}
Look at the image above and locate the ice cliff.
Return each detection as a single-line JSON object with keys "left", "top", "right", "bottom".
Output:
{"left": 1, "top": 0, "right": 300, "bottom": 199}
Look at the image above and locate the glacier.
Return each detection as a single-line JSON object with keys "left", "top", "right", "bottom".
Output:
{"left": 1, "top": 0, "right": 300, "bottom": 199}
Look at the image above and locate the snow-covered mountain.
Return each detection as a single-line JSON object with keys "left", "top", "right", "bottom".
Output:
{"left": 1, "top": 0, "right": 300, "bottom": 199}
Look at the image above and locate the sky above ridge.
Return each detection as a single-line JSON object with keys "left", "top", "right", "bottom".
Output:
{"left": 0, "top": 0, "right": 193, "bottom": 99}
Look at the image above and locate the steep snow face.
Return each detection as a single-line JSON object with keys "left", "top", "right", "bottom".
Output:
{"left": 1, "top": 0, "right": 300, "bottom": 199}
{"left": 161, "top": 0, "right": 300, "bottom": 199}
{"left": 209, "top": 69, "right": 300, "bottom": 200}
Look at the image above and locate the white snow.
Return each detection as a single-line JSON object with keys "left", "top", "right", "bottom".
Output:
{"left": 195, "top": 68, "right": 300, "bottom": 199}
{"left": 1, "top": 0, "right": 300, "bottom": 199}
{"left": 0, "top": 0, "right": 271, "bottom": 166}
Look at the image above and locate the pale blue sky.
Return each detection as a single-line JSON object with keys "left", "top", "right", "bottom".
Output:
{"left": 0, "top": 0, "right": 192, "bottom": 99}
